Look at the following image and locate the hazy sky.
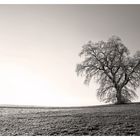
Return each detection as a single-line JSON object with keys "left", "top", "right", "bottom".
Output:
{"left": 0, "top": 5, "right": 140, "bottom": 106}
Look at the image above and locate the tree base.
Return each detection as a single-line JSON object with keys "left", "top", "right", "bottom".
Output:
{"left": 115, "top": 101, "right": 126, "bottom": 105}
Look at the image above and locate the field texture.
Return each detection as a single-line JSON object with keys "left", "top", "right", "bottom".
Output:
{"left": 0, "top": 103, "right": 140, "bottom": 136}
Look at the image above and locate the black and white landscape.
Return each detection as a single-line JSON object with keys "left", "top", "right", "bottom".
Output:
{"left": 0, "top": 4, "right": 140, "bottom": 136}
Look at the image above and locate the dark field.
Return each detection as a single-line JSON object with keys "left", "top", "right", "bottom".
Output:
{"left": 0, "top": 103, "right": 140, "bottom": 136}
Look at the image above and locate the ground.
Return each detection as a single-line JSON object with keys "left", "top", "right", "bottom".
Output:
{"left": 0, "top": 103, "right": 140, "bottom": 136}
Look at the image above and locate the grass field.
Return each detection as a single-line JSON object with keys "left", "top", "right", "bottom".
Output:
{"left": 0, "top": 103, "right": 140, "bottom": 136}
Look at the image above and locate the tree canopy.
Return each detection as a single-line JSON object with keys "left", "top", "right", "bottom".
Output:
{"left": 76, "top": 36, "right": 140, "bottom": 104}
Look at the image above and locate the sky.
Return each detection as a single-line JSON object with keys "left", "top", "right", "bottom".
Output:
{"left": 0, "top": 5, "right": 140, "bottom": 106}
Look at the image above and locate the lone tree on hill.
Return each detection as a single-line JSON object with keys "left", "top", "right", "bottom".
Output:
{"left": 76, "top": 36, "right": 140, "bottom": 104}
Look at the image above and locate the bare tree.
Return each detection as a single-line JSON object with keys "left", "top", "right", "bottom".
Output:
{"left": 76, "top": 36, "right": 140, "bottom": 104}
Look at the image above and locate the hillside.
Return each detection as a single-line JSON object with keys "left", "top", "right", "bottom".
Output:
{"left": 0, "top": 103, "right": 140, "bottom": 136}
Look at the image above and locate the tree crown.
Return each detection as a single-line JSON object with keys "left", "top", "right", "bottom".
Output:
{"left": 76, "top": 36, "right": 140, "bottom": 103}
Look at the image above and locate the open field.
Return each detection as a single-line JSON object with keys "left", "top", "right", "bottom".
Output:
{"left": 0, "top": 103, "right": 140, "bottom": 136}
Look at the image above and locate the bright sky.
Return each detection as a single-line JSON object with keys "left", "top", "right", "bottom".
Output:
{"left": 0, "top": 5, "right": 140, "bottom": 106}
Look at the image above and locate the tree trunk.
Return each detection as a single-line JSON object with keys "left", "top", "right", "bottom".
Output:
{"left": 116, "top": 87, "right": 123, "bottom": 104}
{"left": 116, "top": 94, "right": 122, "bottom": 104}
